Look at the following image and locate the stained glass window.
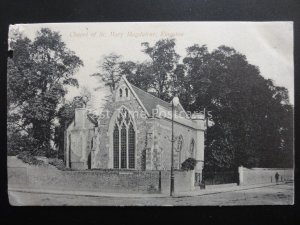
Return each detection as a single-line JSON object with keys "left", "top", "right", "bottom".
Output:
{"left": 113, "top": 124, "right": 119, "bottom": 169}
{"left": 128, "top": 123, "right": 135, "bottom": 169}
{"left": 113, "top": 107, "right": 136, "bottom": 169}
{"left": 121, "top": 124, "right": 127, "bottom": 168}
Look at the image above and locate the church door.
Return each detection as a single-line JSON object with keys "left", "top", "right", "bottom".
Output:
{"left": 68, "top": 134, "right": 71, "bottom": 168}
{"left": 87, "top": 152, "right": 91, "bottom": 169}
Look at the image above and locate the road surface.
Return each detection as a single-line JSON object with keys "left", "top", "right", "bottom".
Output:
{"left": 8, "top": 183, "right": 293, "bottom": 206}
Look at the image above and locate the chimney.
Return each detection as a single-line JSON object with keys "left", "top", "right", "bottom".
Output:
{"left": 74, "top": 107, "right": 87, "bottom": 128}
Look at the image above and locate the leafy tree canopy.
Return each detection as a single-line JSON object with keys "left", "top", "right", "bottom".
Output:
{"left": 7, "top": 28, "right": 83, "bottom": 155}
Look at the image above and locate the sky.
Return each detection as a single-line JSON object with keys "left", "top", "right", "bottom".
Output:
{"left": 10, "top": 22, "right": 294, "bottom": 112}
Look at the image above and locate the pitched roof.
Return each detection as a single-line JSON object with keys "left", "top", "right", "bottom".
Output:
{"left": 130, "top": 84, "right": 184, "bottom": 116}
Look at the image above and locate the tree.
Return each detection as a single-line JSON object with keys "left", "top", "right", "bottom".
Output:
{"left": 182, "top": 44, "right": 293, "bottom": 169}
{"left": 141, "top": 39, "right": 180, "bottom": 100}
{"left": 7, "top": 28, "right": 83, "bottom": 155}
{"left": 54, "top": 97, "right": 77, "bottom": 158}
{"left": 94, "top": 39, "right": 180, "bottom": 101}
{"left": 91, "top": 53, "right": 123, "bottom": 93}
{"left": 171, "top": 63, "right": 195, "bottom": 111}
{"left": 120, "top": 61, "right": 154, "bottom": 91}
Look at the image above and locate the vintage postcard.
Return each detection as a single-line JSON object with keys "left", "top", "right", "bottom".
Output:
{"left": 7, "top": 22, "right": 294, "bottom": 206}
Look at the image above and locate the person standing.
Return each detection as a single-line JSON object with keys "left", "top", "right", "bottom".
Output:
{"left": 275, "top": 172, "right": 279, "bottom": 183}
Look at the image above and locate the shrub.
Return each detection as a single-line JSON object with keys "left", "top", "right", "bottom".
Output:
{"left": 45, "top": 149, "right": 59, "bottom": 158}
{"left": 7, "top": 132, "right": 38, "bottom": 156}
{"left": 17, "top": 151, "right": 44, "bottom": 166}
{"left": 48, "top": 158, "right": 66, "bottom": 170}
{"left": 181, "top": 157, "right": 197, "bottom": 171}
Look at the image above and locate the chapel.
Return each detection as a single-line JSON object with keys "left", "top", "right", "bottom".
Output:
{"left": 65, "top": 76, "right": 206, "bottom": 175}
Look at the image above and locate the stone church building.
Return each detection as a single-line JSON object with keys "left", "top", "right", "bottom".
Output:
{"left": 65, "top": 76, "right": 206, "bottom": 177}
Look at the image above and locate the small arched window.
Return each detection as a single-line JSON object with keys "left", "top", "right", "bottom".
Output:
{"left": 176, "top": 135, "right": 183, "bottom": 169}
{"left": 119, "top": 89, "right": 123, "bottom": 97}
{"left": 177, "top": 136, "right": 183, "bottom": 152}
{"left": 125, "top": 88, "right": 128, "bottom": 97}
{"left": 190, "top": 139, "right": 195, "bottom": 158}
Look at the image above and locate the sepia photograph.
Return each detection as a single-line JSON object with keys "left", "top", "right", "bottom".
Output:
{"left": 7, "top": 22, "right": 294, "bottom": 206}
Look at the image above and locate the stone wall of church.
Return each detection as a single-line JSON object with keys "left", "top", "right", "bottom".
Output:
{"left": 66, "top": 111, "right": 95, "bottom": 170}
{"left": 152, "top": 117, "right": 200, "bottom": 171}
{"left": 93, "top": 82, "right": 151, "bottom": 170}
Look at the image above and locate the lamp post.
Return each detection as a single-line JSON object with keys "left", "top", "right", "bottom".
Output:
{"left": 170, "top": 96, "right": 179, "bottom": 196}
{"left": 201, "top": 107, "right": 209, "bottom": 189}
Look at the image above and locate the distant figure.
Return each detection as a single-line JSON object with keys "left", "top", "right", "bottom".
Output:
{"left": 275, "top": 172, "right": 279, "bottom": 183}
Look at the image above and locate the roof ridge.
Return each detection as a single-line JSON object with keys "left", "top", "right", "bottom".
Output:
{"left": 130, "top": 83, "right": 171, "bottom": 106}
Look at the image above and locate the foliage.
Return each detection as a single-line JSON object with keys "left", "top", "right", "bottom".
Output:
{"left": 7, "top": 130, "right": 39, "bottom": 156}
{"left": 141, "top": 39, "right": 180, "bottom": 100}
{"left": 16, "top": 151, "right": 44, "bottom": 166}
{"left": 91, "top": 53, "right": 123, "bottom": 93}
{"left": 120, "top": 61, "right": 154, "bottom": 91}
{"left": 182, "top": 44, "right": 293, "bottom": 169}
{"left": 7, "top": 28, "right": 83, "bottom": 156}
{"left": 93, "top": 39, "right": 180, "bottom": 101}
{"left": 181, "top": 158, "right": 197, "bottom": 171}
{"left": 48, "top": 158, "right": 66, "bottom": 170}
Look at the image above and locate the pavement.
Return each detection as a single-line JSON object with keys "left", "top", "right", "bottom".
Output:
{"left": 8, "top": 181, "right": 290, "bottom": 198}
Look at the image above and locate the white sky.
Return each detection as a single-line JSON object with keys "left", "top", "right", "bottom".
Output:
{"left": 10, "top": 22, "right": 294, "bottom": 111}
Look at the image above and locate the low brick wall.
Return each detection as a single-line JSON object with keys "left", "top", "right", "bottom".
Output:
{"left": 239, "top": 167, "right": 294, "bottom": 186}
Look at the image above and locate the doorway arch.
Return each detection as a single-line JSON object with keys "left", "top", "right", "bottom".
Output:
{"left": 87, "top": 152, "right": 92, "bottom": 169}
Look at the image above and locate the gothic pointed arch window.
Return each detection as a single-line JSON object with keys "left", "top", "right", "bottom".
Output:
{"left": 176, "top": 135, "right": 183, "bottom": 169}
{"left": 190, "top": 138, "right": 195, "bottom": 158}
{"left": 112, "top": 107, "right": 136, "bottom": 169}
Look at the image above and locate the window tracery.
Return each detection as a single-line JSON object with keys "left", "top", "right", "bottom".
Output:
{"left": 113, "top": 107, "right": 135, "bottom": 169}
